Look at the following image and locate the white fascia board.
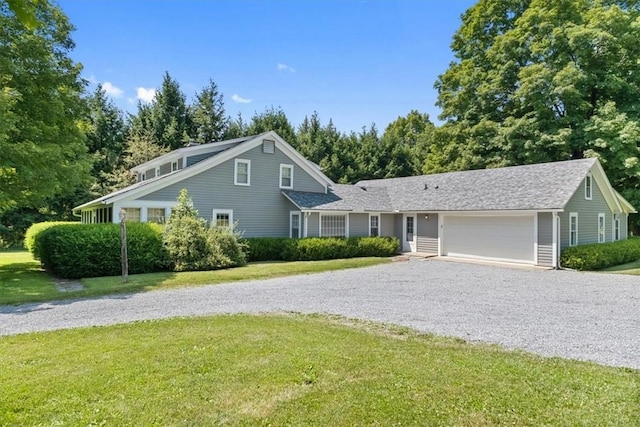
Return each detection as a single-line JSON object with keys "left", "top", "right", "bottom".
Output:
{"left": 591, "top": 160, "right": 623, "bottom": 213}
{"left": 106, "top": 134, "right": 273, "bottom": 205}
{"left": 425, "top": 210, "right": 549, "bottom": 216}
{"left": 614, "top": 189, "right": 636, "bottom": 213}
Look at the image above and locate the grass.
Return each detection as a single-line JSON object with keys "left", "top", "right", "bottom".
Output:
{"left": 0, "top": 250, "right": 390, "bottom": 305}
{"left": 601, "top": 259, "right": 640, "bottom": 275}
{"left": 1, "top": 314, "right": 638, "bottom": 426}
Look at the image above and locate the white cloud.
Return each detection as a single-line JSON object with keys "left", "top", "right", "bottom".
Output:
{"left": 231, "top": 94, "right": 252, "bottom": 104}
{"left": 102, "top": 81, "right": 123, "bottom": 98}
{"left": 277, "top": 62, "right": 296, "bottom": 73}
{"left": 137, "top": 87, "right": 156, "bottom": 103}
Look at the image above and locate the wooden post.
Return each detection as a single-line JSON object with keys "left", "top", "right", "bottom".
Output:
{"left": 119, "top": 209, "right": 129, "bottom": 283}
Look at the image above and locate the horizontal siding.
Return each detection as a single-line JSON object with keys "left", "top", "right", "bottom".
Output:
{"left": 380, "top": 214, "right": 395, "bottom": 238}
{"left": 537, "top": 212, "right": 553, "bottom": 267}
{"left": 560, "top": 172, "right": 612, "bottom": 250}
{"left": 416, "top": 213, "right": 438, "bottom": 254}
{"left": 134, "top": 144, "right": 325, "bottom": 237}
{"left": 349, "top": 213, "right": 369, "bottom": 237}
{"left": 393, "top": 214, "right": 403, "bottom": 242}
{"left": 307, "top": 212, "right": 319, "bottom": 237}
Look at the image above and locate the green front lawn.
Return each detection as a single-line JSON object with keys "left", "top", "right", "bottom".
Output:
{"left": 0, "top": 250, "right": 390, "bottom": 305}
{"left": 602, "top": 259, "right": 640, "bottom": 275}
{"left": 1, "top": 314, "right": 637, "bottom": 425}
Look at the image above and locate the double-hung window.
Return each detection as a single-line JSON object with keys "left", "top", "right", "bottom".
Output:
{"left": 585, "top": 173, "right": 593, "bottom": 200}
{"left": 234, "top": 159, "right": 251, "bottom": 186}
{"left": 613, "top": 214, "right": 621, "bottom": 241}
{"left": 213, "top": 209, "right": 233, "bottom": 228}
{"left": 370, "top": 214, "right": 379, "bottom": 237}
{"left": 280, "top": 164, "right": 294, "bottom": 189}
{"left": 148, "top": 208, "right": 166, "bottom": 224}
{"left": 290, "top": 211, "right": 301, "bottom": 238}
{"left": 122, "top": 208, "right": 141, "bottom": 223}
{"left": 569, "top": 212, "right": 578, "bottom": 246}
{"left": 598, "top": 213, "right": 605, "bottom": 243}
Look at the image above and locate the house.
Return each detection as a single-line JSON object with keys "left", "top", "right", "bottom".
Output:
{"left": 74, "top": 131, "right": 636, "bottom": 268}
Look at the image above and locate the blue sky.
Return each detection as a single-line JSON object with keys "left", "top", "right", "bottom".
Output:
{"left": 58, "top": 0, "right": 477, "bottom": 134}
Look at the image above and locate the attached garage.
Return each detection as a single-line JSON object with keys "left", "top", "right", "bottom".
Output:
{"left": 442, "top": 215, "right": 535, "bottom": 264}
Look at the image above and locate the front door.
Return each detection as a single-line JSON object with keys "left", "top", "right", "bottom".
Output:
{"left": 403, "top": 214, "right": 417, "bottom": 252}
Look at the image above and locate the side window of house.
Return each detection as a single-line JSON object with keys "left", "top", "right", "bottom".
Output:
{"left": 290, "top": 212, "right": 300, "bottom": 238}
{"left": 280, "top": 164, "right": 294, "bottom": 189}
{"left": 148, "top": 208, "right": 166, "bottom": 224}
{"left": 598, "top": 213, "right": 605, "bottom": 243}
{"left": 234, "top": 159, "right": 251, "bottom": 186}
{"left": 122, "top": 208, "right": 141, "bottom": 223}
{"left": 370, "top": 215, "right": 379, "bottom": 237}
{"left": 613, "top": 214, "right": 621, "bottom": 241}
{"left": 569, "top": 212, "right": 578, "bottom": 246}
{"left": 213, "top": 209, "right": 233, "bottom": 228}
{"left": 321, "top": 214, "right": 346, "bottom": 237}
{"left": 585, "top": 173, "right": 592, "bottom": 200}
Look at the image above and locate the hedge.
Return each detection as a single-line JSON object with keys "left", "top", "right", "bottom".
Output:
{"left": 24, "top": 221, "right": 81, "bottom": 260}
{"left": 38, "top": 223, "right": 168, "bottom": 279}
{"left": 560, "top": 238, "right": 640, "bottom": 271}
{"left": 244, "top": 236, "right": 400, "bottom": 262}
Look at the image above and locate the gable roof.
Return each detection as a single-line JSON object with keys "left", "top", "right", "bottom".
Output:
{"left": 74, "top": 131, "right": 334, "bottom": 212}
{"left": 283, "top": 184, "right": 393, "bottom": 212}
{"left": 355, "top": 158, "right": 631, "bottom": 212}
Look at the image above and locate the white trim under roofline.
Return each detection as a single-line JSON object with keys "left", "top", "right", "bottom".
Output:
{"left": 590, "top": 159, "right": 623, "bottom": 213}
{"left": 393, "top": 209, "right": 563, "bottom": 215}
{"left": 131, "top": 135, "right": 256, "bottom": 174}
{"left": 101, "top": 131, "right": 333, "bottom": 206}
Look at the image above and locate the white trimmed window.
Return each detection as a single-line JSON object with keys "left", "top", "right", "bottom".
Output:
{"left": 213, "top": 209, "right": 233, "bottom": 228}
{"left": 171, "top": 161, "right": 178, "bottom": 172}
{"left": 320, "top": 214, "right": 346, "bottom": 237}
{"left": 598, "top": 213, "right": 605, "bottom": 243}
{"left": 370, "top": 214, "right": 379, "bottom": 237}
{"left": 122, "top": 208, "right": 141, "bottom": 223}
{"left": 585, "top": 173, "right": 592, "bottom": 200}
{"left": 290, "top": 211, "right": 301, "bottom": 238}
{"left": 280, "top": 164, "right": 294, "bottom": 189}
{"left": 569, "top": 212, "right": 578, "bottom": 246}
{"left": 148, "top": 208, "right": 166, "bottom": 224}
{"left": 613, "top": 214, "right": 621, "bottom": 241}
{"left": 234, "top": 159, "right": 251, "bottom": 186}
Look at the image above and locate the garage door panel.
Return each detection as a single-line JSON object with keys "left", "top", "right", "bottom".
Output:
{"left": 444, "top": 216, "right": 534, "bottom": 263}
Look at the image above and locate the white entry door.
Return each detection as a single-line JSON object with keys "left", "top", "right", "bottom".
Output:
{"left": 403, "top": 214, "right": 417, "bottom": 252}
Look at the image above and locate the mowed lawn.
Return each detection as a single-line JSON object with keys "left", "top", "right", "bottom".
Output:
{"left": 602, "top": 259, "right": 640, "bottom": 275}
{"left": 1, "top": 314, "right": 638, "bottom": 426}
{"left": 0, "top": 250, "right": 389, "bottom": 305}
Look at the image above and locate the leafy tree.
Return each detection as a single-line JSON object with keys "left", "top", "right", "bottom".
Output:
{"left": 85, "top": 84, "right": 128, "bottom": 195}
{"left": 246, "top": 106, "right": 296, "bottom": 143}
{"left": 382, "top": 110, "right": 436, "bottom": 176}
{"left": 190, "top": 78, "right": 227, "bottom": 143}
{"left": 0, "top": 0, "right": 91, "bottom": 213}
{"left": 433, "top": 0, "right": 640, "bottom": 224}
{"left": 223, "top": 112, "right": 248, "bottom": 139}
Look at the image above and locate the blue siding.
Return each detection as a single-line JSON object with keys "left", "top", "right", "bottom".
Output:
{"left": 349, "top": 213, "right": 369, "bottom": 237}
{"left": 135, "top": 144, "right": 326, "bottom": 237}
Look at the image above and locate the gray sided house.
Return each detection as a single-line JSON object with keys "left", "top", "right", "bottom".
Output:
{"left": 75, "top": 131, "right": 635, "bottom": 268}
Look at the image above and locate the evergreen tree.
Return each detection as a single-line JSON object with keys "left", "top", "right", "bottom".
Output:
{"left": 190, "top": 79, "right": 227, "bottom": 142}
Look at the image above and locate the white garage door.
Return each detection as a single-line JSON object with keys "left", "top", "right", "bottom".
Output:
{"left": 443, "top": 215, "right": 535, "bottom": 264}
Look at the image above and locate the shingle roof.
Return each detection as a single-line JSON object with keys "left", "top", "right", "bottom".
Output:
{"left": 283, "top": 184, "right": 393, "bottom": 212}
{"left": 356, "top": 158, "right": 597, "bottom": 211}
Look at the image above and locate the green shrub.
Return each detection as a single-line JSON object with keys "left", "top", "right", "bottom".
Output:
{"left": 39, "top": 223, "right": 168, "bottom": 279}
{"left": 560, "top": 238, "right": 640, "bottom": 270}
{"left": 24, "top": 221, "right": 80, "bottom": 260}
{"left": 244, "top": 236, "right": 399, "bottom": 262}
{"left": 163, "top": 189, "right": 248, "bottom": 271}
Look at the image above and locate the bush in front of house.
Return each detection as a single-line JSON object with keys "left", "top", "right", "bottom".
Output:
{"left": 38, "top": 222, "right": 168, "bottom": 279}
{"left": 560, "top": 238, "right": 640, "bottom": 270}
{"left": 163, "top": 189, "right": 248, "bottom": 271}
{"left": 24, "top": 221, "right": 81, "bottom": 260}
{"left": 244, "top": 236, "right": 399, "bottom": 262}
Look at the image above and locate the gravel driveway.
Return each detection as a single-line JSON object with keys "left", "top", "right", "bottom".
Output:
{"left": 1, "top": 259, "right": 639, "bottom": 369}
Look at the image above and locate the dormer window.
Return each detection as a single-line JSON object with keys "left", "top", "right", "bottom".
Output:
{"left": 585, "top": 173, "right": 592, "bottom": 200}
{"left": 171, "top": 161, "right": 178, "bottom": 172}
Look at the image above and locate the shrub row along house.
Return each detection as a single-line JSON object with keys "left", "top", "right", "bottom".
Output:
{"left": 74, "top": 131, "right": 635, "bottom": 268}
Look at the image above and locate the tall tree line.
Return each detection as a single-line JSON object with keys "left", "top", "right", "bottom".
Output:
{"left": 3, "top": 0, "right": 640, "bottom": 245}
